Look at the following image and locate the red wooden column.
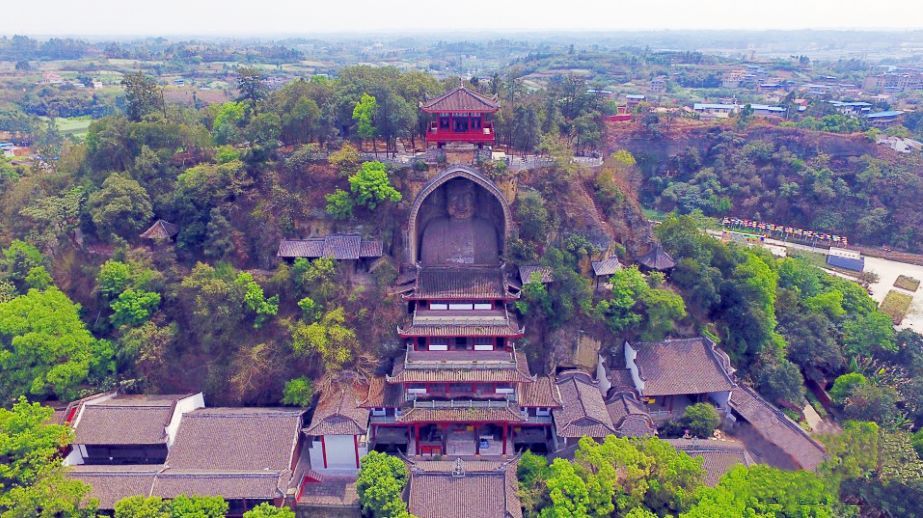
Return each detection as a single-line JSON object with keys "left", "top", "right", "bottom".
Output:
{"left": 353, "top": 435, "right": 360, "bottom": 469}
{"left": 501, "top": 424, "right": 507, "bottom": 455}
{"left": 414, "top": 424, "right": 421, "bottom": 455}
{"left": 474, "top": 425, "right": 480, "bottom": 455}
{"left": 320, "top": 436, "right": 328, "bottom": 469}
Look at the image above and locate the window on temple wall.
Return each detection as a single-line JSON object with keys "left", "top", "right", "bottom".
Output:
{"left": 448, "top": 303, "right": 474, "bottom": 310}
{"left": 407, "top": 384, "right": 427, "bottom": 395}
{"left": 428, "top": 341, "right": 448, "bottom": 351}
{"left": 536, "top": 407, "right": 551, "bottom": 417}
{"left": 495, "top": 385, "right": 515, "bottom": 395}
{"left": 439, "top": 115, "right": 450, "bottom": 129}
{"left": 453, "top": 337, "right": 468, "bottom": 350}
{"left": 474, "top": 337, "right": 495, "bottom": 351}
{"left": 371, "top": 408, "right": 386, "bottom": 417}
{"left": 430, "top": 302, "right": 448, "bottom": 310}
{"left": 473, "top": 302, "right": 492, "bottom": 310}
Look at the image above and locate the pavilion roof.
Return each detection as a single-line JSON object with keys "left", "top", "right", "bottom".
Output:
{"left": 637, "top": 244, "right": 675, "bottom": 271}
{"left": 518, "top": 265, "right": 553, "bottom": 284}
{"left": 592, "top": 257, "right": 623, "bottom": 277}
{"left": 388, "top": 350, "right": 533, "bottom": 383}
{"left": 139, "top": 219, "right": 178, "bottom": 240}
{"left": 421, "top": 86, "right": 500, "bottom": 113}
{"left": 304, "top": 382, "right": 370, "bottom": 436}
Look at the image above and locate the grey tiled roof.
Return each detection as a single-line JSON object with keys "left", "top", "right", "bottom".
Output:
{"left": 407, "top": 460, "right": 521, "bottom": 518}
{"left": 631, "top": 337, "right": 736, "bottom": 397}
{"left": 729, "top": 385, "right": 826, "bottom": 471}
{"left": 167, "top": 408, "right": 303, "bottom": 471}
{"left": 592, "top": 257, "right": 623, "bottom": 276}
{"left": 553, "top": 371, "right": 616, "bottom": 438}
{"left": 72, "top": 394, "right": 191, "bottom": 446}
{"left": 277, "top": 235, "right": 382, "bottom": 259}
{"left": 304, "top": 383, "right": 370, "bottom": 436}
{"left": 414, "top": 266, "right": 511, "bottom": 299}
{"left": 666, "top": 439, "right": 754, "bottom": 485}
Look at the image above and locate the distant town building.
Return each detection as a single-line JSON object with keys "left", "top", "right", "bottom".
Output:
{"left": 649, "top": 76, "right": 668, "bottom": 94}
{"left": 625, "top": 94, "right": 646, "bottom": 106}
{"left": 693, "top": 103, "right": 738, "bottom": 118}
{"left": 865, "top": 110, "right": 905, "bottom": 127}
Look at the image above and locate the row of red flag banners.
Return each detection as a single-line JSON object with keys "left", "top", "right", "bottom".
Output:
{"left": 722, "top": 217, "right": 848, "bottom": 246}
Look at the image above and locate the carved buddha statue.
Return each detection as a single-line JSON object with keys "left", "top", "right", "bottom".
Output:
{"left": 420, "top": 180, "right": 500, "bottom": 265}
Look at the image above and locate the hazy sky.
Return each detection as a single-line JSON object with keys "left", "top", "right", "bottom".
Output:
{"left": 5, "top": 0, "right": 923, "bottom": 36}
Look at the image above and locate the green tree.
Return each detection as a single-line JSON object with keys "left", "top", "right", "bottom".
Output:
{"left": 357, "top": 451, "right": 411, "bottom": 518}
{"left": 755, "top": 357, "right": 805, "bottom": 404}
{"left": 281, "top": 377, "right": 314, "bottom": 407}
{"left": 290, "top": 307, "right": 356, "bottom": 370}
{"left": 236, "top": 272, "right": 279, "bottom": 329}
{"left": 681, "top": 465, "right": 836, "bottom": 517}
{"left": 843, "top": 311, "right": 897, "bottom": 356}
{"left": 88, "top": 173, "right": 154, "bottom": 240}
{"left": 0, "top": 398, "right": 94, "bottom": 516}
{"left": 109, "top": 289, "right": 161, "bottom": 328}
{"left": 638, "top": 287, "right": 687, "bottom": 341}
{"left": 830, "top": 372, "right": 869, "bottom": 405}
{"left": 682, "top": 403, "right": 720, "bottom": 438}
{"left": 243, "top": 503, "right": 295, "bottom": 518}
{"left": 236, "top": 66, "right": 267, "bottom": 112}
{"left": 515, "top": 272, "right": 553, "bottom": 318}
{"left": 114, "top": 495, "right": 170, "bottom": 518}
{"left": 202, "top": 208, "right": 235, "bottom": 261}
{"left": 843, "top": 384, "right": 904, "bottom": 430}
{"left": 516, "top": 190, "right": 552, "bottom": 243}
{"left": 352, "top": 93, "right": 378, "bottom": 154}
{"left": 170, "top": 495, "right": 228, "bottom": 517}
{"left": 518, "top": 450, "right": 551, "bottom": 516}
{"left": 347, "top": 161, "right": 401, "bottom": 210}
{"left": 1, "top": 240, "right": 46, "bottom": 293}
{"left": 325, "top": 189, "right": 354, "bottom": 220}
{"left": 0, "top": 288, "right": 113, "bottom": 401}
{"left": 122, "top": 71, "right": 163, "bottom": 121}
{"left": 540, "top": 458, "right": 591, "bottom": 518}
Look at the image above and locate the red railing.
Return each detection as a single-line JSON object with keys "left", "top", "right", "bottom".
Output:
{"left": 425, "top": 124, "right": 495, "bottom": 143}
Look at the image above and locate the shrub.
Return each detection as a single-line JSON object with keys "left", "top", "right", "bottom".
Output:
{"left": 682, "top": 403, "right": 721, "bottom": 438}
{"left": 830, "top": 372, "right": 869, "bottom": 405}
{"left": 281, "top": 377, "right": 314, "bottom": 407}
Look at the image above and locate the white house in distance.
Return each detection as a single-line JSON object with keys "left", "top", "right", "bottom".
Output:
{"left": 64, "top": 392, "right": 204, "bottom": 466}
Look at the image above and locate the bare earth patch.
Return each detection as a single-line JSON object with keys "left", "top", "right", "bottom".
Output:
{"left": 894, "top": 275, "right": 921, "bottom": 292}
{"left": 880, "top": 290, "right": 914, "bottom": 325}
